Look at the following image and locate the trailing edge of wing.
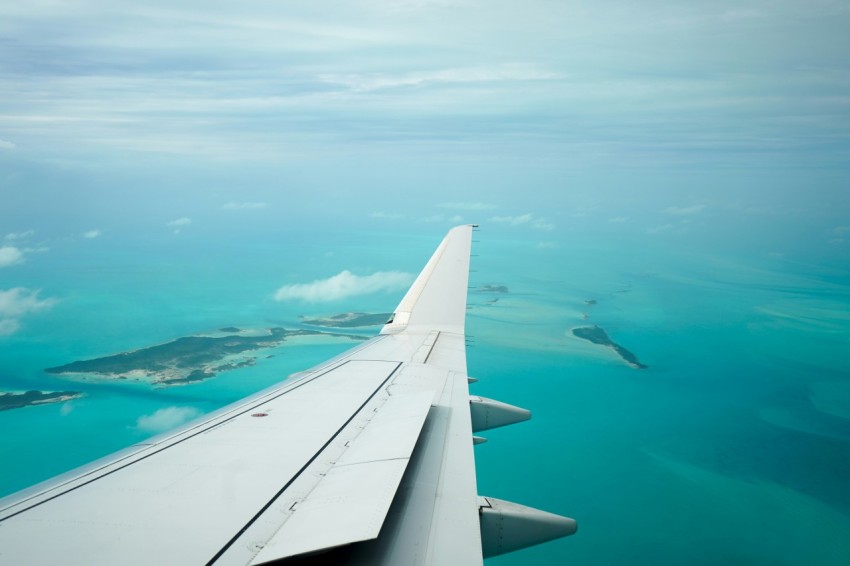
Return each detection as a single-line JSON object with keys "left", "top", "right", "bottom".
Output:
{"left": 250, "top": 391, "right": 434, "bottom": 564}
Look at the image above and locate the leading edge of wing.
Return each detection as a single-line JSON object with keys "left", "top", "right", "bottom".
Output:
{"left": 381, "top": 224, "right": 474, "bottom": 336}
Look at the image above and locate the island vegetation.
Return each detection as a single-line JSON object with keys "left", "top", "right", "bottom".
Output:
{"left": 46, "top": 327, "right": 359, "bottom": 387}
{"left": 300, "top": 312, "right": 392, "bottom": 328}
{"left": 572, "top": 325, "right": 648, "bottom": 369}
{"left": 1, "top": 390, "right": 83, "bottom": 411}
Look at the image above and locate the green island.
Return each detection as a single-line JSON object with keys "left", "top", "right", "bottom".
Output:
{"left": 300, "top": 312, "right": 392, "bottom": 328}
{"left": 0, "top": 390, "right": 84, "bottom": 411}
{"left": 45, "top": 327, "right": 360, "bottom": 387}
{"left": 572, "top": 325, "right": 648, "bottom": 369}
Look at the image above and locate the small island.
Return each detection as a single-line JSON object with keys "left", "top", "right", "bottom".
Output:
{"left": 300, "top": 312, "right": 392, "bottom": 328}
{"left": 46, "top": 327, "right": 357, "bottom": 387}
{"left": 572, "top": 325, "right": 648, "bottom": 369}
{"left": 1, "top": 390, "right": 83, "bottom": 411}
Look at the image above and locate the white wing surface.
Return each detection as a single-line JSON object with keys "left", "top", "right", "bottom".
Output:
{"left": 0, "top": 225, "right": 575, "bottom": 564}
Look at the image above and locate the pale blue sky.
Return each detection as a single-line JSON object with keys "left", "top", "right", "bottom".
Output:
{"left": 1, "top": 0, "right": 848, "bottom": 250}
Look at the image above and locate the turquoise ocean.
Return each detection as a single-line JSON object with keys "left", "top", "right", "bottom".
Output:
{"left": 2, "top": 222, "right": 850, "bottom": 565}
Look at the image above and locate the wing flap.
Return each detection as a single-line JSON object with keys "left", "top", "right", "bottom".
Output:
{"left": 250, "top": 391, "right": 434, "bottom": 563}
{"left": 0, "top": 359, "right": 402, "bottom": 565}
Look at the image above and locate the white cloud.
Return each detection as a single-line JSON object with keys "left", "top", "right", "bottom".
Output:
{"left": 4, "top": 230, "right": 34, "bottom": 241}
{"left": 438, "top": 202, "right": 497, "bottom": 211}
{"left": 531, "top": 218, "right": 554, "bottom": 231}
{"left": 135, "top": 406, "right": 201, "bottom": 434}
{"left": 223, "top": 202, "right": 267, "bottom": 210}
{"left": 274, "top": 270, "right": 414, "bottom": 302}
{"left": 0, "top": 319, "right": 20, "bottom": 336}
{"left": 491, "top": 213, "right": 534, "bottom": 226}
{"left": 647, "top": 223, "right": 674, "bottom": 234}
{"left": 321, "top": 64, "right": 558, "bottom": 92}
{"left": 167, "top": 217, "right": 192, "bottom": 227}
{"left": 536, "top": 241, "right": 559, "bottom": 249}
{"left": 663, "top": 204, "right": 706, "bottom": 215}
{"left": 0, "top": 246, "right": 24, "bottom": 268}
{"left": 0, "top": 288, "right": 57, "bottom": 336}
{"left": 489, "top": 213, "right": 554, "bottom": 231}
{"left": 83, "top": 229, "right": 101, "bottom": 239}
{"left": 0, "top": 139, "right": 15, "bottom": 150}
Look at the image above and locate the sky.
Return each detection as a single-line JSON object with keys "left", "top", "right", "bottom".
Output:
{"left": 1, "top": 0, "right": 849, "bottom": 236}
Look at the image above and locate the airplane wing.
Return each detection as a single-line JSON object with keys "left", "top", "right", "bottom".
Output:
{"left": 0, "top": 225, "right": 576, "bottom": 564}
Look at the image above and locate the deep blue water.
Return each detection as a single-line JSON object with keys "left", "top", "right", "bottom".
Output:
{"left": 2, "top": 226, "right": 849, "bottom": 564}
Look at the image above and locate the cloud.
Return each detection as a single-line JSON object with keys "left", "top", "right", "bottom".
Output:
{"left": 663, "top": 204, "right": 706, "bottom": 215}
{"left": 0, "top": 139, "right": 15, "bottom": 150}
{"left": 83, "top": 229, "right": 101, "bottom": 239}
{"left": 536, "top": 241, "right": 559, "bottom": 249}
{"left": 0, "top": 247, "right": 24, "bottom": 268}
{"left": 0, "top": 288, "right": 57, "bottom": 335}
{"left": 167, "top": 217, "right": 192, "bottom": 227}
{"left": 0, "top": 319, "right": 20, "bottom": 336}
{"left": 646, "top": 223, "right": 674, "bottom": 234}
{"left": 489, "top": 213, "right": 554, "bottom": 231}
{"left": 531, "top": 218, "right": 554, "bottom": 231}
{"left": 438, "top": 202, "right": 497, "bottom": 211}
{"left": 135, "top": 406, "right": 202, "bottom": 434}
{"left": 320, "top": 64, "right": 558, "bottom": 92}
{"left": 274, "top": 270, "right": 414, "bottom": 302}
{"left": 0, "top": 2, "right": 845, "bottom": 170}
{"left": 223, "top": 202, "right": 267, "bottom": 210}
{"left": 491, "top": 213, "right": 534, "bottom": 226}
{"left": 4, "top": 230, "right": 34, "bottom": 241}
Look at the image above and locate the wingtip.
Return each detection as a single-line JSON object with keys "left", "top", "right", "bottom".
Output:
{"left": 381, "top": 225, "right": 473, "bottom": 335}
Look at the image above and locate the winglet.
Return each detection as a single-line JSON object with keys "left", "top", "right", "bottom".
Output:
{"left": 381, "top": 225, "right": 473, "bottom": 335}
